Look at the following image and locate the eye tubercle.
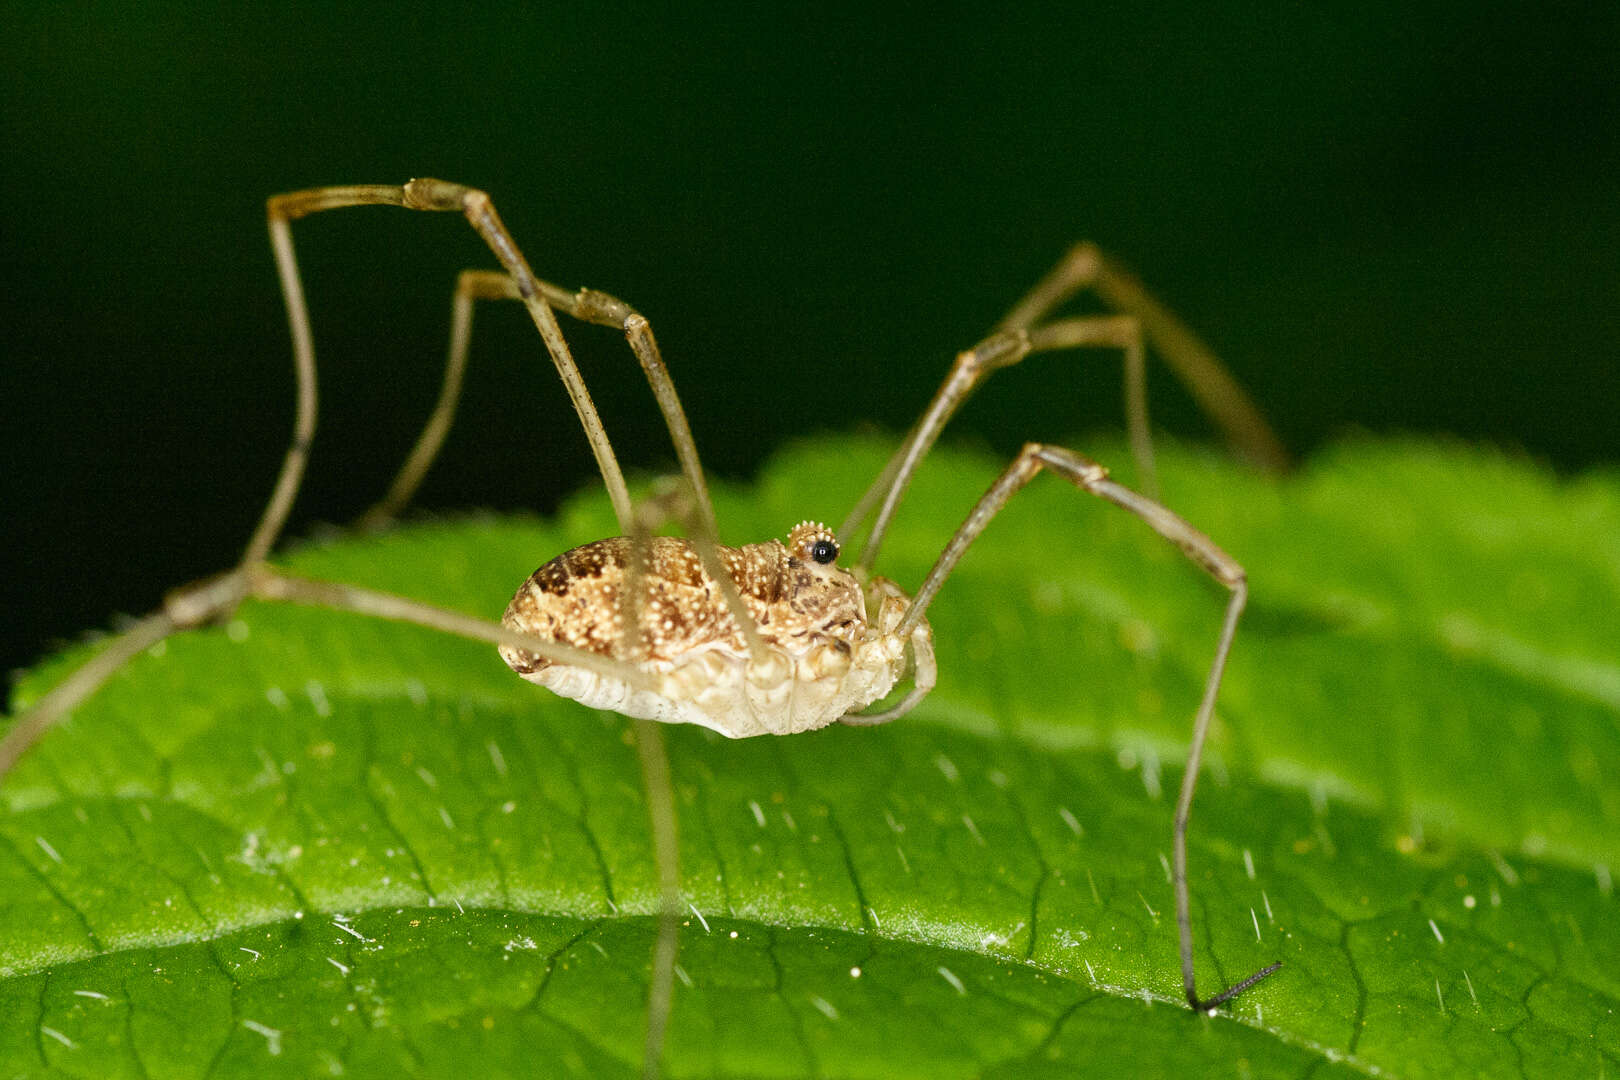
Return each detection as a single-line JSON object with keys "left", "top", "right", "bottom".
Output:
{"left": 787, "top": 521, "right": 840, "bottom": 566}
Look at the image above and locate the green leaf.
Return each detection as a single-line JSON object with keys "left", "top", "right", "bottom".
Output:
{"left": 5, "top": 435, "right": 1618, "bottom": 1078}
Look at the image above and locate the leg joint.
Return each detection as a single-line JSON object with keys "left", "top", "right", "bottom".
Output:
{"left": 956, "top": 329, "right": 1032, "bottom": 375}
{"left": 402, "top": 177, "right": 479, "bottom": 212}
{"left": 456, "top": 268, "right": 519, "bottom": 301}
{"left": 163, "top": 570, "right": 250, "bottom": 629}
{"left": 1063, "top": 240, "right": 1103, "bottom": 276}
{"left": 573, "top": 287, "right": 639, "bottom": 329}
{"left": 1030, "top": 443, "right": 1108, "bottom": 485}
{"left": 265, "top": 193, "right": 305, "bottom": 222}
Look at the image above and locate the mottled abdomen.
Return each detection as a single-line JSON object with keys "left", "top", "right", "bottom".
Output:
{"left": 498, "top": 529, "right": 919, "bottom": 737}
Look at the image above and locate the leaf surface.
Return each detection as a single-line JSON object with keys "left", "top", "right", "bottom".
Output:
{"left": 5, "top": 436, "right": 1618, "bottom": 1078}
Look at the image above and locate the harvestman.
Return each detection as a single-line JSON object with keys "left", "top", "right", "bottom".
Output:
{"left": 3, "top": 178, "right": 1287, "bottom": 1067}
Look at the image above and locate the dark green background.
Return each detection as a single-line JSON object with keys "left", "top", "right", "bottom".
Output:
{"left": 4, "top": 3, "right": 1617, "bottom": 680}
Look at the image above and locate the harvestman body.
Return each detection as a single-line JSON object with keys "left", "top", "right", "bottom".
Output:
{"left": 500, "top": 525, "right": 932, "bottom": 738}
{"left": 2, "top": 178, "right": 1287, "bottom": 1073}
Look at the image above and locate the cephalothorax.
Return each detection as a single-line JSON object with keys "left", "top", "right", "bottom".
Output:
{"left": 1, "top": 178, "right": 1289, "bottom": 1075}
{"left": 500, "top": 523, "right": 932, "bottom": 737}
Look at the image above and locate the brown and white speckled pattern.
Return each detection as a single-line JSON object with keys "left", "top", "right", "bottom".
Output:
{"left": 499, "top": 522, "right": 930, "bottom": 737}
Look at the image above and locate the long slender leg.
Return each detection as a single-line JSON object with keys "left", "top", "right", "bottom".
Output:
{"left": 354, "top": 269, "right": 494, "bottom": 532}
{"left": 610, "top": 477, "right": 787, "bottom": 1079}
{"left": 272, "top": 543, "right": 695, "bottom": 1074}
{"left": 2, "top": 560, "right": 687, "bottom": 1074}
{"left": 9, "top": 180, "right": 713, "bottom": 1076}
{"left": 845, "top": 244, "right": 1288, "bottom": 573}
{"left": 0, "top": 613, "right": 179, "bottom": 776}
{"left": 633, "top": 715, "right": 679, "bottom": 1080}
{"left": 264, "top": 548, "right": 694, "bottom": 1077}
{"left": 259, "top": 180, "right": 634, "bottom": 543}
{"left": 895, "top": 442, "right": 1279, "bottom": 1010}
{"left": 0, "top": 560, "right": 661, "bottom": 778}
{"left": 266, "top": 181, "right": 722, "bottom": 1076}
{"left": 7, "top": 181, "right": 687, "bottom": 773}
{"left": 995, "top": 243, "right": 1289, "bottom": 474}
{"left": 360, "top": 268, "right": 720, "bottom": 543}
{"left": 846, "top": 316, "right": 1144, "bottom": 572}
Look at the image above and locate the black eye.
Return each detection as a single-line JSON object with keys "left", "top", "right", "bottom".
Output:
{"left": 809, "top": 538, "right": 839, "bottom": 565}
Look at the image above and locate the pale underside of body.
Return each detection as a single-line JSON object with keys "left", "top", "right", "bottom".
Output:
{"left": 499, "top": 523, "right": 932, "bottom": 738}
